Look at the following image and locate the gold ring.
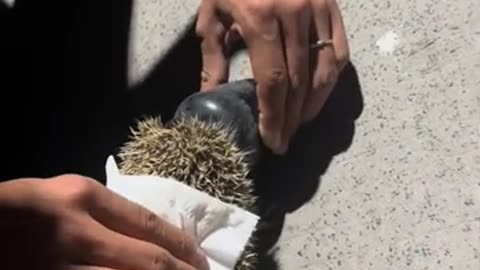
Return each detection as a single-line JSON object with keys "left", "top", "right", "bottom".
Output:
{"left": 310, "top": 39, "right": 333, "bottom": 49}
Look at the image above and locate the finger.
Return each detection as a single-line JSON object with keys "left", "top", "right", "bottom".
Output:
{"left": 310, "top": 0, "right": 331, "bottom": 42}
{"left": 277, "top": 0, "right": 311, "bottom": 151}
{"left": 86, "top": 184, "right": 208, "bottom": 270}
{"left": 304, "top": 47, "right": 337, "bottom": 122}
{"left": 196, "top": 0, "right": 229, "bottom": 91}
{"left": 81, "top": 219, "right": 199, "bottom": 270}
{"left": 303, "top": 0, "right": 337, "bottom": 122}
{"left": 326, "top": 0, "right": 350, "bottom": 70}
{"left": 65, "top": 266, "right": 116, "bottom": 270}
{"left": 238, "top": 5, "right": 289, "bottom": 154}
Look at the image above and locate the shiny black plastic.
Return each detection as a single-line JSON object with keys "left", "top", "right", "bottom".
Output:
{"left": 172, "top": 79, "right": 261, "bottom": 168}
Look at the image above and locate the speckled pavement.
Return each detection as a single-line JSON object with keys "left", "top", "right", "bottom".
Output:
{"left": 128, "top": 0, "right": 480, "bottom": 269}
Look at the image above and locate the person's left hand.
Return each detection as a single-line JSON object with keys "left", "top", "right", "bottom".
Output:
{"left": 196, "top": 0, "right": 350, "bottom": 155}
{"left": 0, "top": 175, "right": 209, "bottom": 270}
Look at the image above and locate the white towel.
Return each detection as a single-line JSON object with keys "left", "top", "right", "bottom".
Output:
{"left": 105, "top": 156, "right": 259, "bottom": 270}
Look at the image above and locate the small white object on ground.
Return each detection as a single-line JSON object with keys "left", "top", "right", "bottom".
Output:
{"left": 376, "top": 30, "right": 401, "bottom": 55}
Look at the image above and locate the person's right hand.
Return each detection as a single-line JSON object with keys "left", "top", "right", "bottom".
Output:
{"left": 0, "top": 174, "right": 209, "bottom": 270}
{"left": 196, "top": 0, "right": 350, "bottom": 155}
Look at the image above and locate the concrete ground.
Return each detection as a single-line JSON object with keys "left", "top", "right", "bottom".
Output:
{"left": 130, "top": 0, "right": 480, "bottom": 269}
{"left": 1, "top": 0, "right": 477, "bottom": 268}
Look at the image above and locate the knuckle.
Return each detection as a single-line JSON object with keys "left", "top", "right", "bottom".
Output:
{"left": 263, "top": 68, "right": 288, "bottom": 89}
{"left": 54, "top": 174, "right": 95, "bottom": 203}
{"left": 142, "top": 210, "right": 162, "bottom": 233}
{"left": 289, "top": 72, "right": 301, "bottom": 89}
{"left": 288, "top": 72, "right": 307, "bottom": 92}
{"left": 314, "top": 0, "right": 329, "bottom": 9}
{"left": 237, "top": 0, "right": 279, "bottom": 39}
{"left": 195, "top": 6, "right": 225, "bottom": 40}
{"left": 314, "top": 69, "right": 338, "bottom": 91}
{"left": 195, "top": 21, "right": 207, "bottom": 38}
{"left": 257, "top": 69, "right": 288, "bottom": 110}
{"left": 243, "top": 0, "right": 276, "bottom": 20}
{"left": 257, "top": 68, "right": 288, "bottom": 105}
{"left": 195, "top": 0, "right": 211, "bottom": 38}
{"left": 314, "top": 78, "right": 328, "bottom": 91}
{"left": 327, "top": 0, "right": 338, "bottom": 6}
{"left": 314, "top": 76, "right": 328, "bottom": 90}
{"left": 151, "top": 250, "right": 172, "bottom": 270}
{"left": 197, "top": 21, "right": 225, "bottom": 41}
{"left": 281, "top": 0, "right": 309, "bottom": 14}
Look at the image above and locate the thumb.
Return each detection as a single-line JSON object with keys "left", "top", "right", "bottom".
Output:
{"left": 196, "top": 3, "right": 229, "bottom": 91}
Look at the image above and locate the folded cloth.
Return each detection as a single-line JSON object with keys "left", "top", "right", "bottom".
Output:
{"left": 105, "top": 156, "right": 259, "bottom": 270}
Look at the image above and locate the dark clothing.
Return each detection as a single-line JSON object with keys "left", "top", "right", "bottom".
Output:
{"left": 0, "top": 1, "right": 202, "bottom": 183}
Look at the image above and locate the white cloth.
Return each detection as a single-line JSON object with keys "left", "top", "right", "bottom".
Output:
{"left": 105, "top": 156, "right": 259, "bottom": 270}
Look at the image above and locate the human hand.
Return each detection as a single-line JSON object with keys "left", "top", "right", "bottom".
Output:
{"left": 196, "top": 0, "right": 350, "bottom": 155}
{"left": 0, "top": 174, "right": 209, "bottom": 270}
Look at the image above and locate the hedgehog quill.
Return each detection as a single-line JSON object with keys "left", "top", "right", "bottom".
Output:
{"left": 116, "top": 79, "right": 263, "bottom": 270}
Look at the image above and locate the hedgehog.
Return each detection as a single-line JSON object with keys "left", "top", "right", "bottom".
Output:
{"left": 116, "top": 79, "right": 263, "bottom": 270}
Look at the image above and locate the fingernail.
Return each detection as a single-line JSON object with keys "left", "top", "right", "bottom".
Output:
{"left": 273, "top": 135, "right": 287, "bottom": 155}
{"left": 259, "top": 124, "right": 286, "bottom": 155}
{"left": 271, "top": 135, "right": 281, "bottom": 153}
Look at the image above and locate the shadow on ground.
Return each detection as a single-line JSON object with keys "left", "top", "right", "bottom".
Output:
{"left": 0, "top": 0, "right": 134, "bottom": 181}
{"left": 252, "top": 61, "right": 364, "bottom": 269}
{"left": 0, "top": 0, "right": 200, "bottom": 182}
{"left": 127, "top": 20, "right": 203, "bottom": 122}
